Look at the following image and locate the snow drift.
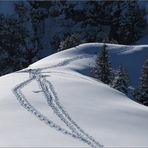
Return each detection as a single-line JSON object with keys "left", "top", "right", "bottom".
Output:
{"left": 0, "top": 43, "right": 148, "bottom": 147}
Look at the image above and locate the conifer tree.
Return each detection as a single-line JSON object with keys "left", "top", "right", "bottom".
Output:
{"left": 134, "top": 58, "right": 148, "bottom": 105}
{"left": 58, "top": 33, "right": 81, "bottom": 51}
{"left": 111, "top": 66, "right": 129, "bottom": 95}
{"left": 114, "top": 1, "right": 146, "bottom": 44}
{"left": 92, "top": 43, "right": 111, "bottom": 84}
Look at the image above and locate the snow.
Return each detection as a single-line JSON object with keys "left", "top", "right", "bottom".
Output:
{"left": 30, "top": 43, "right": 148, "bottom": 87}
{"left": 0, "top": 43, "right": 148, "bottom": 147}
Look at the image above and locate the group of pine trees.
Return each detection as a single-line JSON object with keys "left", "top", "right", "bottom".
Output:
{"left": 91, "top": 43, "right": 129, "bottom": 95}
{"left": 0, "top": 14, "right": 29, "bottom": 74}
{"left": 58, "top": 33, "right": 82, "bottom": 52}
{"left": 0, "top": 1, "right": 147, "bottom": 76}
{"left": 92, "top": 44, "right": 148, "bottom": 106}
{"left": 58, "top": 0, "right": 146, "bottom": 45}
{"left": 133, "top": 59, "right": 148, "bottom": 106}
{"left": 52, "top": 0, "right": 146, "bottom": 52}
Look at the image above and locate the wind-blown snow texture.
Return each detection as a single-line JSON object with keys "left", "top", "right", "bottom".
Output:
{"left": 0, "top": 43, "right": 148, "bottom": 147}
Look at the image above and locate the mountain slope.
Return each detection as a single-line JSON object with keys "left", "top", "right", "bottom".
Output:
{"left": 0, "top": 43, "right": 148, "bottom": 147}
{"left": 30, "top": 43, "right": 148, "bottom": 87}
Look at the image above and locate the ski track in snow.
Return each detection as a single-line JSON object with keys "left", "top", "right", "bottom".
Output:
{"left": 13, "top": 55, "right": 103, "bottom": 148}
{"left": 13, "top": 77, "right": 82, "bottom": 140}
{"left": 39, "top": 55, "right": 93, "bottom": 70}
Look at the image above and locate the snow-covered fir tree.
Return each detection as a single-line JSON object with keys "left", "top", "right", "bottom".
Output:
{"left": 92, "top": 43, "right": 111, "bottom": 84}
{"left": 58, "top": 33, "right": 81, "bottom": 51}
{"left": 134, "top": 58, "right": 148, "bottom": 105}
{"left": 111, "top": 66, "right": 129, "bottom": 95}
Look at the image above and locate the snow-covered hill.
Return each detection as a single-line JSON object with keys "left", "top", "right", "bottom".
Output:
{"left": 0, "top": 43, "right": 148, "bottom": 147}
{"left": 30, "top": 43, "right": 148, "bottom": 87}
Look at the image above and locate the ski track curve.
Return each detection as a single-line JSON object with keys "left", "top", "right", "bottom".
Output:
{"left": 36, "top": 74, "right": 99, "bottom": 148}
{"left": 13, "top": 55, "right": 103, "bottom": 148}
{"left": 36, "top": 54, "right": 94, "bottom": 71}
{"left": 13, "top": 77, "right": 79, "bottom": 138}
{"left": 13, "top": 76, "right": 98, "bottom": 146}
{"left": 41, "top": 77, "right": 102, "bottom": 147}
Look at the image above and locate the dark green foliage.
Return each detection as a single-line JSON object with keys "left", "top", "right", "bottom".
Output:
{"left": 50, "top": 35, "right": 61, "bottom": 53}
{"left": 63, "top": 1, "right": 146, "bottom": 44}
{"left": 14, "top": 1, "right": 28, "bottom": 23}
{"left": 22, "top": 48, "right": 39, "bottom": 67}
{"left": 28, "top": 1, "right": 52, "bottom": 9}
{"left": 134, "top": 58, "right": 148, "bottom": 105}
{"left": 0, "top": 12, "right": 40, "bottom": 75}
{"left": 0, "top": 1, "right": 147, "bottom": 77}
{"left": 92, "top": 43, "right": 111, "bottom": 84}
{"left": 111, "top": 1, "right": 146, "bottom": 44}
{"left": 0, "top": 14, "right": 29, "bottom": 74}
{"left": 58, "top": 33, "right": 81, "bottom": 52}
{"left": 64, "top": 2, "right": 86, "bottom": 22}
{"left": 111, "top": 66, "right": 129, "bottom": 95}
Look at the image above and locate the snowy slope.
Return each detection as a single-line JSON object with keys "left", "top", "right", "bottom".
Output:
{"left": 30, "top": 43, "right": 148, "bottom": 87}
{"left": 0, "top": 43, "right": 148, "bottom": 147}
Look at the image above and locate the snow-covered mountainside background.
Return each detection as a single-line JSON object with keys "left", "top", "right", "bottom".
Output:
{"left": 0, "top": 1, "right": 148, "bottom": 76}
{"left": 0, "top": 1, "right": 148, "bottom": 147}
{"left": 0, "top": 43, "right": 148, "bottom": 147}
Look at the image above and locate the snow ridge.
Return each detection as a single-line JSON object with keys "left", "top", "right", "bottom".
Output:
{"left": 38, "top": 54, "right": 93, "bottom": 70}
{"left": 13, "top": 56, "right": 103, "bottom": 148}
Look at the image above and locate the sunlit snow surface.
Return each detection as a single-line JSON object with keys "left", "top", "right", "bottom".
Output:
{"left": 0, "top": 43, "right": 148, "bottom": 147}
